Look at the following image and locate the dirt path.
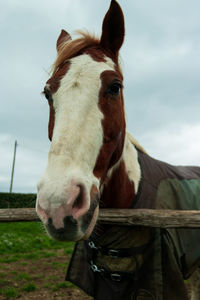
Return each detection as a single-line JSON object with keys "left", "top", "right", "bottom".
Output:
{"left": 0, "top": 249, "right": 91, "bottom": 300}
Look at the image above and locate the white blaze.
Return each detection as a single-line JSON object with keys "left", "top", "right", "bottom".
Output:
{"left": 37, "top": 54, "right": 115, "bottom": 210}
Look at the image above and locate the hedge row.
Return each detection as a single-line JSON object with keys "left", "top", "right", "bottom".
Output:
{"left": 0, "top": 193, "right": 36, "bottom": 208}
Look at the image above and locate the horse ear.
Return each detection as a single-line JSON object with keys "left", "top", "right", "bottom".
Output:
{"left": 56, "top": 29, "right": 71, "bottom": 52}
{"left": 100, "top": 0, "right": 125, "bottom": 56}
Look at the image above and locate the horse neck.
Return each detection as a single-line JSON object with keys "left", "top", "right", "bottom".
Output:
{"left": 99, "top": 132, "right": 141, "bottom": 208}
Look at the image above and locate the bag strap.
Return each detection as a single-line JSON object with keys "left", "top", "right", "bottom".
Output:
{"left": 88, "top": 239, "right": 151, "bottom": 258}
{"left": 87, "top": 239, "right": 154, "bottom": 282}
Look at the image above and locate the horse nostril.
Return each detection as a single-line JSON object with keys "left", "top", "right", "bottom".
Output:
{"left": 71, "top": 184, "right": 89, "bottom": 219}
{"left": 72, "top": 185, "right": 84, "bottom": 210}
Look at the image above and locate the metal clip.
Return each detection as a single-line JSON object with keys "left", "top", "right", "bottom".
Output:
{"left": 91, "top": 263, "right": 100, "bottom": 273}
{"left": 110, "top": 273, "right": 122, "bottom": 282}
{"left": 88, "top": 241, "right": 98, "bottom": 250}
{"left": 90, "top": 261, "right": 103, "bottom": 273}
{"left": 108, "top": 249, "right": 120, "bottom": 258}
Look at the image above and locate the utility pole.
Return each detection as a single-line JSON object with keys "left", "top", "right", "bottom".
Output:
{"left": 9, "top": 140, "right": 17, "bottom": 193}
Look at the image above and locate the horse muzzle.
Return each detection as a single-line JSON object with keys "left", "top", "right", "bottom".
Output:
{"left": 36, "top": 180, "right": 99, "bottom": 241}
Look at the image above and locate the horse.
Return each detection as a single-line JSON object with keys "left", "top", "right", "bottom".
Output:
{"left": 36, "top": 1, "right": 200, "bottom": 299}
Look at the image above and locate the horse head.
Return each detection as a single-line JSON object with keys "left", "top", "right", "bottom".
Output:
{"left": 36, "top": 0, "right": 127, "bottom": 241}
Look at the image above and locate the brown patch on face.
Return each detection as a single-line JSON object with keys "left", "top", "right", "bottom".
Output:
{"left": 48, "top": 102, "right": 55, "bottom": 141}
{"left": 84, "top": 46, "right": 107, "bottom": 62}
{"left": 94, "top": 70, "right": 125, "bottom": 182}
{"left": 100, "top": 161, "right": 135, "bottom": 208}
{"left": 83, "top": 45, "right": 120, "bottom": 66}
{"left": 46, "top": 61, "right": 70, "bottom": 94}
{"left": 45, "top": 61, "right": 71, "bottom": 141}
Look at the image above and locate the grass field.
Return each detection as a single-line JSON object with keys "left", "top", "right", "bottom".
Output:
{"left": 0, "top": 222, "right": 192, "bottom": 299}
{"left": 0, "top": 222, "right": 90, "bottom": 299}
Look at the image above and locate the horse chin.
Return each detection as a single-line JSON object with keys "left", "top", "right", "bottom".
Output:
{"left": 44, "top": 204, "right": 99, "bottom": 242}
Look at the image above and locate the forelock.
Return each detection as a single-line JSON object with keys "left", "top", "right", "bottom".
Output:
{"left": 52, "top": 31, "right": 100, "bottom": 75}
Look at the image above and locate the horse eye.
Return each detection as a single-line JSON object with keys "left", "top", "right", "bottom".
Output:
{"left": 108, "top": 82, "right": 121, "bottom": 96}
{"left": 44, "top": 92, "right": 49, "bottom": 100}
{"left": 43, "top": 89, "right": 51, "bottom": 101}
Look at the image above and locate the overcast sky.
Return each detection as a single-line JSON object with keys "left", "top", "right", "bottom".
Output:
{"left": 1, "top": 0, "right": 200, "bottom": 193}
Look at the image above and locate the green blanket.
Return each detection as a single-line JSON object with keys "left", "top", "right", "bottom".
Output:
{"left": 66, "top": 150, "right": 200, "bottom": 299}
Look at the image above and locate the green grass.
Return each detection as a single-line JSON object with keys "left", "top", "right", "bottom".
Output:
{"left": 22, "top": 282, "right": 37, "bottom": 292}
{"left": 0, "top": 254, "right": 18, "bottom": 263}
{"left": 15, "top": 272, "right": 33, "bottom": 281}
{"left": 9, "top": 271, "right": 18, "bottom": 276}
{"left": 51, "top": 261, "right": 67, "bottom": 268}
{"left": 0, "top": 222, "right": 74, "bottom": 258}
{"left": 0, "top": 279, "right": 10, "bottom": 287}
{"left": 40, "top": 251, "right": 58, "bottom": 258}
{"left": 0, "top": 222, "right": 76, "bottom": 298}
{"left": 51, "top": 281, "right": 69, "bottom": 291}
{"left": 45, "top": 275, "right": 59, "bottom": 281}
{"left": 0, "top": 287, "right": 19, "bottom": 298}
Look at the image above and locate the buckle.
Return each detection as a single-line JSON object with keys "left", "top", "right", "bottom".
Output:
{"left": 90, "top": 261, "right": 104, "bottom": 273}
{"left": 88, "top": 241, "right": 98, "bottom": 250}
{"left": 110, "top": 273, "right": 122, "bottom": 282}
{"left": 91, "top": 263, "right": 100, "bottom": 273}
{"left": 108, "top": 249, "right": 120, "bottom": 258}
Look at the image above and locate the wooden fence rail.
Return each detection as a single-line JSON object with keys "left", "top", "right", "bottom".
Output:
{"left": 1, "top": 208, "right": 200, "bottom": 228}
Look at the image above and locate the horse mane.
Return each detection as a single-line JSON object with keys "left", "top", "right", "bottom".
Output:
{"left": 126, "top": 132, "right": 147, "bottom": 154}
{"left": 52, "top": 31, "right": 100, "bottom": 75}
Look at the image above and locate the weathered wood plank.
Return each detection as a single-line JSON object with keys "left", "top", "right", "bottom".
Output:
{"left": 99, "top": 209, "right": 200, "bottom": 228}
{"left": 0, "top": 208, "right": 39, "bottom": 222}
{"left": 0, "top": 208, "right": 200, "bottom": 228}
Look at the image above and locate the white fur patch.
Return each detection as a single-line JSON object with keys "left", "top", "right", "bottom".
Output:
{"left": 106, "top": 132, "right": 141, "bottom": 193}
{"left": 37, "top": 54, "right": 115, "bottom": 210}
{"left": 123, "top": 132, "right": 141, "bottom": 192}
